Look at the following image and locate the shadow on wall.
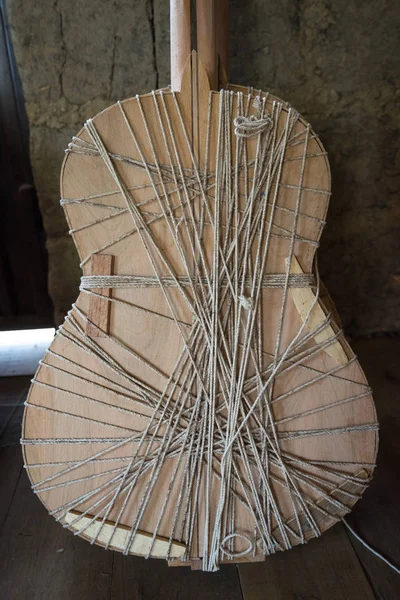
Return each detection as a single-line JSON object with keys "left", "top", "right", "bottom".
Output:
{"left": 5, "top": 0, "right": 400, "bottom": 334}
{"left": 228, "top": 0, "right": 400, "bottom": 336}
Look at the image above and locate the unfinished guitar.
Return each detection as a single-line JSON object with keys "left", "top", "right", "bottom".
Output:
{"left": 22, "top": 0, "right": 378, "bottom": 571}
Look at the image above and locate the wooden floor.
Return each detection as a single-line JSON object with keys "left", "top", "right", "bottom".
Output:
{"left": 0, "top": 339, "right": 399, "bottom": 599}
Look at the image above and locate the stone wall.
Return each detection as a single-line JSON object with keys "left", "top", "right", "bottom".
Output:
{"left": 5, "top": 0, "right": 400, "bottom": 333}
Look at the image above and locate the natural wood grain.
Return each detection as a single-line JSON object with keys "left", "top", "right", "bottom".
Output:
{"left": 238, "top": 523, "right": 376, "bottom": 600}
{"left": 286, "top": 255, "right": 349, "bottom": 365}
{"left": 64, "top": 510, "right": 186, "bottom": 558}
{"left": 0, "top": 375, "right": 29, "bottom": 437}
{"left": 1, "top": 342, "right": 397, "bottom": 594}
{"left": 344, "top": 339, "right": 400, "bottom": 600}
{"left": 111, "top": 554, "right": 243, "bottom": 600}
{"left": 0, "top": 462, "right": 114, "bottom": 600}
{"left": 196, "top": 0, "right": 218, "bottom": 90}
{"left": 216, "top": 0, "right": 228, "bottom": 86}
{"left": 0, "top": 376, "right": 240, "bottom": 600}
{"left": 22, "top": 54, "right": 377, "bottom": 565}
{"left": 171, "top": 469, "right": 369, "bottom": 568}
{"left": 86, "top": 254, "right": 113, "bottom": 337}
{"left": 0, "top": 445, "right": 23, "bottom": 531}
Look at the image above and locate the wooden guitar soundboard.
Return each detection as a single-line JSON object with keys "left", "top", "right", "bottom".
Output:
{"left": 22, "top": 1, "right": 378, "bottom": 571}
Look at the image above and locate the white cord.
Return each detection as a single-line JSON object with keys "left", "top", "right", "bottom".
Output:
{"left": 342, "top": 518, "right": 400, "bottom": 575}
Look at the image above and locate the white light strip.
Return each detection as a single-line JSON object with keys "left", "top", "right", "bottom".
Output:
{"left": 0, "top": 328, "right": 55, "bottom": 347}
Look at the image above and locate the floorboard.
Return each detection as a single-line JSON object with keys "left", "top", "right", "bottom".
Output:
{"left": 0, "top": 445, "right": 23, "bottom": 532}
{"left": 0, "top": 375, "right": 30, "bottom": 437}
{"left": 0, "top": 467, "right": 114, "bottom": 600}
{"left": 111, "top": 555, "right": 243, "bottom": 600}
{"left": 344, "top": 339, "right": 400, "bottom": 600}
{"left": 238, "top": 523, "right": 375, "bottom": 600}
{"left": 0, "top": 375, "right": 29, "bottom": 531}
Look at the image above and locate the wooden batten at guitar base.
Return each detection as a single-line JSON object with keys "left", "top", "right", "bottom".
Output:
{"left": 64, "top": 511, "right": 186, "bottom": 558}
{"left": 21, "top": 0, "right": 378, "bottom": 572}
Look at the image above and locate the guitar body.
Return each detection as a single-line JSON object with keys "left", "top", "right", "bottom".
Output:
{"left": 22, "top": 56, "right": 378, "bottom": 570}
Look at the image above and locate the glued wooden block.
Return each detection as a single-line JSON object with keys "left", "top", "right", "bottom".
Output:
{"left": 64, "top": 511, "right": 186, "bottom": 559}
{"left": 286, "top": 256, "right": 349, "bottom": 365}
{"left": 86, "top": 254, "right": 113, "bottom": 337}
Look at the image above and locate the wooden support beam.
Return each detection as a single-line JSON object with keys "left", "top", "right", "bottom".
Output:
{"left": 64, "top": 511, "right": 186, "bottom": 559}
{"left": 170, "top": 0, "right": 191, "bottom": 91}
{"left": 86, "top": 254, "right": 113, "bottom": 337}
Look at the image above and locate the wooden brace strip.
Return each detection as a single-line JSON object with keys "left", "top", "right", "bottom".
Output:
{"left": 64, "top": 510, "right": 186, "bottom": 559}
{"left": 86, "top": 254, "right": 114, "bottom": 337}
{"left": 286, "top": 256, "right": 349, "bottom": 365}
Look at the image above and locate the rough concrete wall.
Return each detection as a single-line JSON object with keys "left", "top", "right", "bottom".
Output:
{"left": 5, "top": 0, "right": 400, "bottom": 333}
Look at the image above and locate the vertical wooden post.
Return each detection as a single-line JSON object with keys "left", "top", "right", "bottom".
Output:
{"left": 216, "top": 0, "right": 228, "bottom": 86}
{"left": 196, "top": 0, "right": 217, "bottom": 90}
{"left": 170, "top": 0, "right": 191, "bottom": 91}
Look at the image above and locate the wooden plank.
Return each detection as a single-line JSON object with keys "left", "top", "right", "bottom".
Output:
{"left": 64, "top": 510, "right": 186, "bottom": 558}
{"left": 238, "top": 523, "right": 375, "bottom": 600}
{"left": 23, "top": 68, "right": 377, "bottom": 565}
{"left": 0, "top": 466, "right": 242, "bottom": 600}
{"left": 0, "top": 445, "right": 23, "bottom": 531}
{"left": 0, "top": 468, "right": 114, "bottom": 600}
{"left": 343, "top": 339, "right": 400, "bottom": 600}
{"left": 170, "top": 471, "right": 368, "bottom": 568}
{"left": 0, "top": 377, "right": 28, "bottom": 530}
{"left": 86, "top": 254, "right": 113, "bottom": 337}
{"left": 216, "top": 0, "right": 228, "bottom": 87}
{"left": 3, "top": 343, "right": 396, "bottom": 595}
{"left": 0, "top": 375, "right": 30, "bottom": 437}
{"left": 286, "top": 255, "right": 349, "bottom": 365}
{"left": 111, "top": 553, "right": 243, "bottom": 600}
{"left": 196, "top": 0, "right": 218, "bottom": 90}
{"left": 0, "top": 376, "right": 242, "bottom": 599}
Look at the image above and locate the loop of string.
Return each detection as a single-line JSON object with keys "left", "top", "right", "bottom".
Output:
{"left": 220, "top": 533, "right": 253, "bottom": 559}
{"left": 234, "top": 114, "right": 273, "bottom": 138}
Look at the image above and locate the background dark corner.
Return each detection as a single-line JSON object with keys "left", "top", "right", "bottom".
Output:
{"left": 0, "top": 1, "right": 399, "bottom": 599}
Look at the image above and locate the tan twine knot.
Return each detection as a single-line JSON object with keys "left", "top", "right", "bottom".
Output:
{"left": 233, "top": 97, "right": 272, "bottom": 138}
{"left": 238, "top": 295, "right": 253, "bottom": 311}
{"left": 234, "top": 114, "right": 273, "bottom": 138}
